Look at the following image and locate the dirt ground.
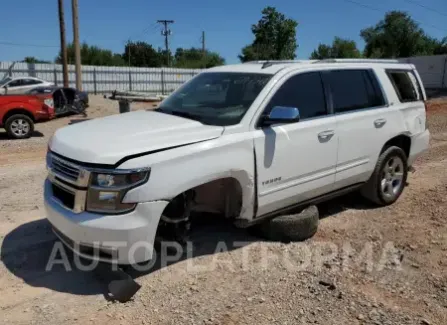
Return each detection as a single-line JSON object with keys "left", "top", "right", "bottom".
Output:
{"left": 0, "top": 96, "right": 446, "bottom": 325}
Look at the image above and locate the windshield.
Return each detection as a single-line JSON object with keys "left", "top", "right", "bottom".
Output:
{"left": 0, "top": 77, "right": 12, "bottom": 87}
{"left": 157, "top": 72, "right": 272, "bottom": 126}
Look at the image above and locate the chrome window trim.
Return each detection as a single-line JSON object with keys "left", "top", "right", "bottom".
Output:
{"left": 333, "top": 104, "right": 390, "bottom": 116}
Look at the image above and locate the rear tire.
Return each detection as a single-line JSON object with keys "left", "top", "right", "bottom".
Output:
{"left": 253, "top": 205, "right": 319, "bottom": 243}
{"left": 5, "top": 114, "right": 34, "bottom": 139}
{"left": 361, "top": 146, "right": 408, "bottom": 206}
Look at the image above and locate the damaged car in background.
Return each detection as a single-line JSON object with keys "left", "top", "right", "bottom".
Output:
{"left": 27, "top": 86, "right": 88, "bottom": 116}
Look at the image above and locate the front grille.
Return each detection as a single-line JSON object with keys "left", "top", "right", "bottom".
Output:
{"left": 52, "top": 184, "right": 75, "bottom": 210}
{"left": 51, "top": 156, "right": 80, "bottom": 181}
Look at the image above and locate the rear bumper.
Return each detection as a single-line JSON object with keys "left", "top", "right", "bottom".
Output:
{"left": 44, "top": 179, "right": 168, "bottom": 264}
{"left": 408, "top": 129, "right": 430, "bottom": 166}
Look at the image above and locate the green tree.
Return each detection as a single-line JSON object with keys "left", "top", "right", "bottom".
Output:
{"left": 310, "top": 37, "right": 361, "bottom": 59}
{"left": 56, "top": 42, "right": 126, "bottom": 66}
{"left": 433, "top": 37, "right": 447, "bottom": 55}
{"left": 239, "top": 6, "right": 298, "bottom": 62}
{"left": 22, "top": 56, "right": 51, "bottom": 64}
{"left": 360, "top": 11, "right": 437, "bottom": 58}
{"left": 174, "top": 47, "right": 225, "bottom": 68}
{"left": 122, "top": 41, "right": 166, "bottom": 67}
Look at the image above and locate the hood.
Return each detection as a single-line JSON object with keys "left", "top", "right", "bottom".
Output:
{"left": 50, "top": 110, "right": 223, "bottom": 165}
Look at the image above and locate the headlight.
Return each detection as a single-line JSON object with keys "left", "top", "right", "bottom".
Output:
{"left": 91, "top": 171, "right": 148, "bottom": 188}
{"left": 86, "top": 169, "right": 150, "bottom": 214}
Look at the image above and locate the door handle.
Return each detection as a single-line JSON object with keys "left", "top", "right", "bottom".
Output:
{"left": 374, "top": 118, "right": 387, "bottom": 128}
{"left": 318, "top": 130, "right": 335, "bottom": 141}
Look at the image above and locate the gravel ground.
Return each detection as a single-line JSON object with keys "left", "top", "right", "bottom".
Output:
{"left": 0, "top": 97, "right": 446, "bottom": 325}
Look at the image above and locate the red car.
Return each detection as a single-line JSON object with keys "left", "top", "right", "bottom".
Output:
{"left": 0, "top": 94, "right": 55, "bottom": 139}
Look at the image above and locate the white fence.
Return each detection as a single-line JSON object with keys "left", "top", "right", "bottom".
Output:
{"left": 0, "top": 62, "right": 203, "bottom": 94}
{"left": 1, "top": 55, "right": 446, "bottom": 94}
{"left": 399, "top": 55, "right": 447, "bottom": 90}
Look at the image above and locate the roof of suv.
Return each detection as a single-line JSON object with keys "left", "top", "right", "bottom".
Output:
{"left": 206, "top": 59, "right": 415, "bottom": 75}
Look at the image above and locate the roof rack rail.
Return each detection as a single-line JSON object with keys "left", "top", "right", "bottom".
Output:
{"left": 313, "top": 58, "right": 400, "bottom": 64}
{"left": 243, "top": 60, "right": 317, "bottom": 69}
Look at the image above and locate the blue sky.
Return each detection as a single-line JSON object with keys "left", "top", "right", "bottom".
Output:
{"left": 0, "top": 0, "right": 446, "bottom": 64}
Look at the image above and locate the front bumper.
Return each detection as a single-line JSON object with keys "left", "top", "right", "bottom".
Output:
{"left": 44, "top": 179, "right": 168, "bottom": 264}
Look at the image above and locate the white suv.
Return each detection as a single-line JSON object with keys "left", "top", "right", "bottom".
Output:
{"left": 44, "top": 59, "right": 430, "bottom": 264}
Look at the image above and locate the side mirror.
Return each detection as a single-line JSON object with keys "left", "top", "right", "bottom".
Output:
{"left": 262, "top": 106, "right": 300, "bottom": 126}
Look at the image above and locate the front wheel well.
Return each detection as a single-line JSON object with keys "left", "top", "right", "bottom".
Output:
{"left": 2, "top": 109, "right": 35, "bottom": 125}
{"left": 162, "top": 177, "right": 243, "bottom": 223}
{"left": 382, "top": 135, "right": 411, "bottom": 158}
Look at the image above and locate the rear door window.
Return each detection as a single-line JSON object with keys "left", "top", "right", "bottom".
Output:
{"left": 325, "top": 69, "right": 385, "bottom": 113}
{"left": 386, "top": 70, "right": 422, "bottom": 102}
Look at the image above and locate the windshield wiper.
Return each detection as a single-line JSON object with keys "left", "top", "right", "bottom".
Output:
{"left": 155, "top": 108, "right": 204, "bottom": 123}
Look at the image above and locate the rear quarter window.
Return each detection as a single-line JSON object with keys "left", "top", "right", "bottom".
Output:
{"left": 386, "top": 70, "right": 423, "bottom": 103}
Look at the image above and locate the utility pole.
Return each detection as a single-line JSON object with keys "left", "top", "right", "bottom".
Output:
{"left": 72, "top": 0, "right": 82, "bottom": 90}
{"left": 58, "top": 0, "right": 69, "bottom": 87}
{"left": 127, "top": 40, "right": 132, "bottom": 67}
{"left": 201, "top": 31, "right": 206, "bottom": 69}
{"left": 157, "top": 20, "right": 174, "bottom": 66}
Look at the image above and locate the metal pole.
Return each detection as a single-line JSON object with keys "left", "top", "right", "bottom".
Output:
{"left": 442, "top": 55, "right": 447, "bottom": 89}
{"left": 202, "top": 31, "right": 206, "bottom": 68}
{"left": 128, "top": 40, "right": 131, "bottom": 67}
{"left": 72, "top": 0, "right": 82, "bottom": 90}
{"left": 157, "top": 20, "right": 174, "bottom": 67}
{"left": 161, "top": 69, "right": 165, "bottom": 95}
{"left": 58, "top": 0, "right": 69, "bottom": 87}
{"left": 53, "top": 68, "right": 58, "bottom": 86}
{"left": 93, "top": 68, "right": 97, "bottom": 95}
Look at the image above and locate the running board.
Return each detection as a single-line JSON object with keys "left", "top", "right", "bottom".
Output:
{"left": 234, "top": 183, "right": 364, "bottom": 228}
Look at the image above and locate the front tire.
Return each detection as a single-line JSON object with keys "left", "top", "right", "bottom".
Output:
{"left": 361, "top": 146, "right": 408, "bottom": 206}
{"left": 5, "top": 114, "right": 34, "bottom": 139}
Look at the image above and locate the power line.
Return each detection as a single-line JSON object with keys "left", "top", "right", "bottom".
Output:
{"left": 125, "top": 22, "right": 159, "bottom": 43}
{"left": 342, "top": 0, "right": 447, "bottom": 32}
{"left": 343, "top": 0, "right": 381, "bottom": 13}
{"left": 0, "top": 41, "right": 59, "bottom": 48}
{"left": 402, "top": 0, "right": 447, "bottom": 17}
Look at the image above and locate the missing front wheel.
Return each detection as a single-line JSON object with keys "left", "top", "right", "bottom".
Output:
{"left": 157, "top": 191, "right": 195, "bottom": 245}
